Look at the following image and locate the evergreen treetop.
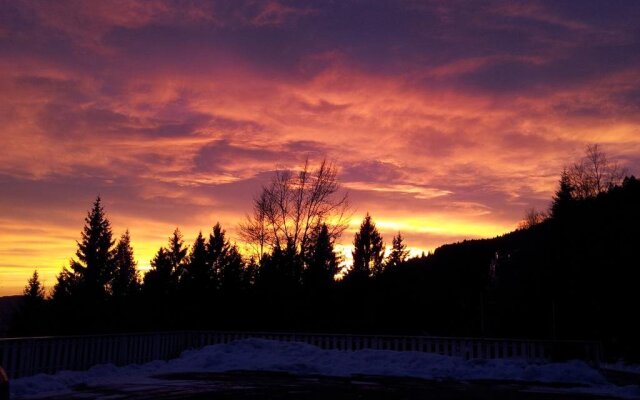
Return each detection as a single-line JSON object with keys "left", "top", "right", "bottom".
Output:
{"left": 24, "top": 270, "right": 46, "bottom": 302}
{"left": 183, "top": 231, "right": 210, "bottom": 292}
{"left": 168, "top": 228, "right": 188, "bottom": 280}
{"left": 551, "top": 169, "right": 575, "bottom": 218}
{"left": 304, "top": 223, "right": 339, "bottom": 289}
{"left": 73, "top": 196, "right": 115, "bottom": 298}
{"left": 112, "top": 230, "right": 139, "bottom": 298}
{"left": 350, "top": 213, "right": 384, "bottom": 279}
{"left": 386, "top": 232, "right": 409, "bottom": 269}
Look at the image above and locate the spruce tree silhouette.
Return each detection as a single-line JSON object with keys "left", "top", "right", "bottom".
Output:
{"left": 349, "top": 213, "right": 384, "bottom": 280}
{"left": 551, "top": 169, "right": 575, "bottom": 218}
{"left": 10, "top": 270, "right": 47, "bottom": 335}
{"left": 299, "top": 224, "right": 340, "bottom": 330}
{"left": 182, "top": 231, "right": 210, "bottom": 295}
{"left": 109, "top": 230, "right": 141, "bottom": 330}
{"left": 47, "top": 197, "right": 116, "bottom": 333}
{"left": 263, "top": 239, "right": 303, "bottom": 290}
{"left": 112, "top": 230, "right": 139, "bottom": 298}
{"left": 52, "top": 266, "right": 79, "bottom": 302}
{"left": 304, "top": 223, "right": 339, "bottom": 291}
{"left": 143, "top": 247, "right": 174, "bottom": 297}
{"left": 71, "top": 196, "right": 116, "bottom": 300}
{"left": 143, "top": 228, "right": 189, "bottom": 297}
{"left": 141, "top": 229, "right": 189, "bottom": 328}
{"left": 24, "top": 270, "right": 46, "bottom": 302}
{"left": 207, "top": 223, "right": 230, "bottom": 290}
{"left": 220, "top": 246, "right": 244, "bottom": 295}
{"left": 167, "top": 228, "right": 188, "bottom": 282}
{"left": 386, "top": 232, "right": 409, "bottom": 269}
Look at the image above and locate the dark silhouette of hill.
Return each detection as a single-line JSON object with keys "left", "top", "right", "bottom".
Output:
{"left": 377, "top": 176, "right": 640, "bottom": 359}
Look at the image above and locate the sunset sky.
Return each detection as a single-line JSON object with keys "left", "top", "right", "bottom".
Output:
{"left": 1, "top": 0, "right": 640, "bottom": 295}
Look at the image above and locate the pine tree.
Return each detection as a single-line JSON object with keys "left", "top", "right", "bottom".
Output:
{"left": 257, "top": 239, "right": 302, "bottom": 291}
{"left": 52, "top": 267, "right": 79, "bottom": 301}
{"left": 304, "top": 224, "right": 339, "bottom": 290}
{"left": 182, "top": 231, "right": 210, "bottom": 293}
{"left": 206, "top": 223, "right": 245, "bottom": 293}
{"left": 207, "top": 223, "right": 230, "bottom": 289}
{"left": 282, "top": 238, "right": 303, "bottom": 286}
{"left": 24, "top": 270, "right": 46, "bottom": 303}
{"left": 551, "top": 169, "right": 574, "bottom": 218}
{"left": 72, "top": 196, "right": 115, "bottom": 298}
{"left": 349, "top": 213, "right": 384, "bottom": 280}
{"left": 143, "top": 229, "right": 187, "bottom": 297}
{"left": 386, "top": 232, "right": 409, "bottom": 269}
{"left": 111, "top": 230, "right": 139, "bottom": 298}
{"left": 13, "top": 270, "right": 48, "bottom": 335}
{"left": 220, "top": 245, "right": 244, "bottom": 294}
{"left": 168, "top": 228, "right": 188, "bottom": 282}
{"left": 143, "top": 247, "right": 174, "bottom": 296}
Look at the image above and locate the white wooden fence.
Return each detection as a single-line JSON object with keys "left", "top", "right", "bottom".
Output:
{"left": 0, "top": 331, "right": 602, "bottom": 379}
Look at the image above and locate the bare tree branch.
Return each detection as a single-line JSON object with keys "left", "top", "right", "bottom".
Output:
{"left": 566, "top": 144, "right": 627, "bottom": 199}
{"left": 518, "top": 207, "right": 547, "bottom": 230}
{"left": 239, "top": 158, "right": 350, "bottom": 258}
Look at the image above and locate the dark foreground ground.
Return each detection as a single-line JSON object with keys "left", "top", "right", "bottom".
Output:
{"left": 31, "top": 371, "right": 633, "bottom": 400}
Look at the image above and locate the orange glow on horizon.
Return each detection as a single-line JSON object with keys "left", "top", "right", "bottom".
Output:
{"left": 0, "top": 205, "right": 519, "bottom": 296}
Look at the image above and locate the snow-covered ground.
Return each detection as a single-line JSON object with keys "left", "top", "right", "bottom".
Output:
{"left": 604, "top": 361, "right": 640, "bottom": 375}
{"left": 10, "top": 338, "right": 640, "bottom": 399}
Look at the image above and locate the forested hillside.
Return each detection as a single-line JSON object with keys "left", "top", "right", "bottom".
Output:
{"left": 382, "top": 175, "right": 640, "bottom": 359}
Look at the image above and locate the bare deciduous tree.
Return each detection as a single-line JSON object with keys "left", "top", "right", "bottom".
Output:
{"left": 518, "top": 207, "right": 547, "bottom": 229}
{"left": 239, "top": 191, "right": 272, "bottom": 259}
{"left": 568, "top": 144, "right": 626, "bottom": 199}
{"left": 240, "top": 159, "right": 350, "bottom": 258}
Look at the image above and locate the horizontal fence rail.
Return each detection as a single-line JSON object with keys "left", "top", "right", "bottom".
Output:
{"left": 0, "top": 331, "right": 602, "bottom": 379}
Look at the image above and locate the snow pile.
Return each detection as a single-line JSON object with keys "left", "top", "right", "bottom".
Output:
{"left": 170, "top": 339, "right": 606, "bottom": 384}
{"left": 10, "top": 338, "right": 640, "bottom": 399}
{"left": 603, "top": 361, "right": 640, "bottom": 375}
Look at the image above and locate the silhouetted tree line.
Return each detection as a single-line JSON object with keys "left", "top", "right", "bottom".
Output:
{"left": 9, "top": 149, "right": 640, "bottom": 361}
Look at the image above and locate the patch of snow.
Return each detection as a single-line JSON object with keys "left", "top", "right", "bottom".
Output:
{"left": 10, "top": 339, "right": 640, "bottom": 399}
{"left": 603, "top": 361, "right": 640, "bottom": 375}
